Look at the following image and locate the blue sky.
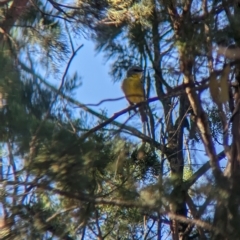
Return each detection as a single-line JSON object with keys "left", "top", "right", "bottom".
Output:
{"left": 74, "top": 40, "right": 126, "bottom": 117}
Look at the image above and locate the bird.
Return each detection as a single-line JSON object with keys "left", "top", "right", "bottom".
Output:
{"left": 121, "top": 66, "right": 147, "bottom": 122}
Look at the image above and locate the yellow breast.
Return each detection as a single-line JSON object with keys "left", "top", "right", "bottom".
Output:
{"left": 122, "top": 73, "right": 145, "bottom": 104}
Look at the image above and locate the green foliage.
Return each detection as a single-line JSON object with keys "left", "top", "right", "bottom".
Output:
{"left": 183, "top": 165, "right": 193, "bottom": 181}
{"left": 31, "top": 130, "right": 109, "bottom": 192}
{"left": 1, "top": 0, "right": 240, "bottom": 239}
{"left": 131, "top": 143, "right": 160, "bottom": 178}
{"left": 207, "top": 106, "right": 224, "bottom": 143}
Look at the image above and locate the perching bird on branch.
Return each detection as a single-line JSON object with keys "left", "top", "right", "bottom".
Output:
{"left": 122, "top": 66, "right": 147, "bottom": 122}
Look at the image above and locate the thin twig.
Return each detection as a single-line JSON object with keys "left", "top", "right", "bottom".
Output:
{"left": 28, "top": 44, "right": 83, "bottom": 157}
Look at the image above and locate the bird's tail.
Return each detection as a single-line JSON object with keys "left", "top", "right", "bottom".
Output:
{"left": 139, "top": 104, "right": 147, "bottom": 122}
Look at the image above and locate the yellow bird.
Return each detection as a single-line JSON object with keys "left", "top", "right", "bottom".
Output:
{"left": 122, "top": 66, "right": 147, "bottom": 122}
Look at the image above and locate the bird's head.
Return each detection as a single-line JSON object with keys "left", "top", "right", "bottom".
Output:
{"left": 127, "top": 66, "right": 143, "bottom": 77}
